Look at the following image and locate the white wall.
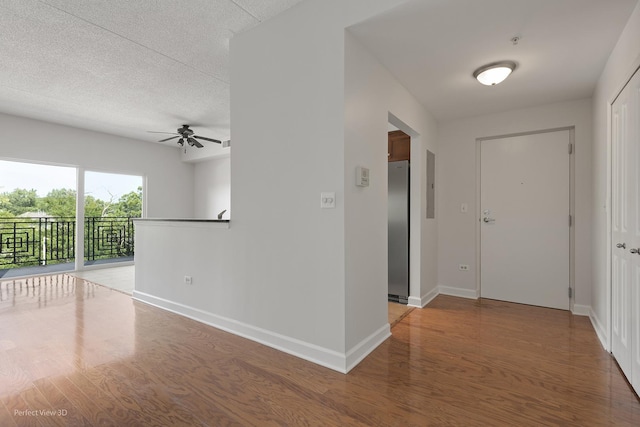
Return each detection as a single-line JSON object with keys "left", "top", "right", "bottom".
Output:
{"left": 231, "top": 0, "right": 412, "bottom": 369}
{"left": 0, "top": 112, "right": 194, "bottom": 218}
{"left": 194, "top": 156, "right": 230, "bottom": 219}
{"left": 438, "top": 99, "right": 593, "bottom": 308}
{"left": 344, "top": 31, "right": 438, "bottom": 352}
{"left": 591, "top": 2, "right": 640, "bottom": 348}
{"left": 181, "top": 142, "right": 230, "bottom": 162}
{"left": 137, "top": 0, "right": 416, "bottom": 373}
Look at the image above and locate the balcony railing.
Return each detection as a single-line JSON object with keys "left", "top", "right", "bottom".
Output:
{"left": 0, "top": 216, "right": 135, "bottom": 269}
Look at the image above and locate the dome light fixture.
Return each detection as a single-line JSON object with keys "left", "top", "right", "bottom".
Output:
{"left": 473, "top": 61, "right": 516, "bottom": 86}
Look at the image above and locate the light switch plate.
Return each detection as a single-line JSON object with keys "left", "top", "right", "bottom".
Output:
{"left": 356, "top": 166, "right": 370, "bottom": 187}
{"left": 321, "top": 192, "right": 336, "bottom": 208}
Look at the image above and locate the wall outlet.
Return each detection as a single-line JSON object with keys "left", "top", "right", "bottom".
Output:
{"left": 458, "top": 264, "right": 469, "bottom": 271}
{"left": 184, "top": 275, "right": 193, "bottom": 285}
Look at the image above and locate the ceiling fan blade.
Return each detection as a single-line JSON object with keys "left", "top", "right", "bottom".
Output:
{"left": 188, "top": 137, "right": 204, "bottom": 148}
{"left": 193, "top": 135, "right": 222, "bottom": 144}
{"left": 148, "top": 131, "right": 179, "bottom": 135}
{"left": 158, "top": 135, "right": 181, "bottom": 142}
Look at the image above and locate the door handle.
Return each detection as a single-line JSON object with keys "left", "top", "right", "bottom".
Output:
{"left": 631, "top": 248, "right": 639, "bottom": 254}
{"left": 616, "top": 243, "right": 626, "bottom": 249}
{"left": 483, "top": 217, "right": 495, "bottom": 223}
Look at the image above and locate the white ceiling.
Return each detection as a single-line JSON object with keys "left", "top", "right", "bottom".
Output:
{"left": 0, "top": 0, "right": 637, "bottom": 146}
{"left": 0, "top": 0, "right": 303, "bottom": 145}
{"left": 350, "top": 0, "right": 639, "bottom": 122}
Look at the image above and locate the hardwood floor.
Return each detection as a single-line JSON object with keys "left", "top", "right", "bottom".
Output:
{"left": 388, "top": 301, "right": 413, "bottom": 327}
{"left": 1, "top": 275, "right": 639, "bottom": 426}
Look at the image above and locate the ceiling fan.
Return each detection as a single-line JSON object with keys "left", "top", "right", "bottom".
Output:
{"left": 149, "top": 125, "right": 222, "bottom": 148}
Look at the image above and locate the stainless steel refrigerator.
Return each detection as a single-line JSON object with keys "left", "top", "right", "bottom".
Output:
{"left": 388, "top": 160, "right": 409, "bottom": 303}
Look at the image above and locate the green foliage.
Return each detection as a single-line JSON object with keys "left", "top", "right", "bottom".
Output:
{"left": 0, "top": 186, "right": 142, "bottom": 270}
{"left": 38, "top": 188, "right": 76, "bottom": 218}
{"left": 84, "top": 195, "right": 106, "bottom": 218}
{"left": 110, "top": 186, "right": 142, "bottom": 218}
{"left": 0, "top": 187, "right": 142, "bottom": 219}
{"left": 0, "top": 188, "right": 38, "bottom": 215}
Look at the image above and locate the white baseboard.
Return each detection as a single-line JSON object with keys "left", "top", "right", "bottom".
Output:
{"left": 589, "top": 308, "right": 609, "bottom": 352}
{"left": 133, "top": 291, "right": 351, "bottom": 373}
{"left": 571, "top": 304, "right": 590, "bottom": 316}
{"left": 345, "top": 324, "right": 391, "bottom": 373}
{"left": 438, "top": 285, "right": 479, "bottom": 300}
{"left": 407, "top": 286, "right": 477, "bottom": 308}
{"left": 407, "top": 286, "right": 439, "bottom": 308}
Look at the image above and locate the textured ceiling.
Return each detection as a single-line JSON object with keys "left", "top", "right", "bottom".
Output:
{"left": 0, "top": 0, "right": 303, "bottom": 146}
{"left": 350, "top": 0, "right": 639, "bottom": 122}
{"left": 0, "top": 0, "right": 637, "bottom": 148}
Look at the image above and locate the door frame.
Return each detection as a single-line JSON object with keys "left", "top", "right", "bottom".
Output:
{"left": 474, "top": 127, "right": 575, "bottom": 311}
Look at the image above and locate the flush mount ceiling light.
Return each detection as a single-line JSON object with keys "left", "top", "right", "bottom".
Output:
{"left": 473, "top": 61, "right": 516, "bottom": 86}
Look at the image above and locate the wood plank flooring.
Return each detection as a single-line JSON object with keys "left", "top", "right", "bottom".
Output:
{"left": 1, "top": 274, "right": 639, "bottom": 426}
{"left": 388, "top": 301, "right": 413, "bottom": 327}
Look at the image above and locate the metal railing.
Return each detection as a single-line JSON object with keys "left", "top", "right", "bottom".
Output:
{"left": 0, "top": 216, "right": 135, "bottom": 269}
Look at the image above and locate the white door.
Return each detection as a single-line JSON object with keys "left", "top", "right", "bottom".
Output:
{"left": 611, "top": 67, "right": 640, "bottom": 395}
{"left": 480, "top": 130, "right": 570, "bottom": 310}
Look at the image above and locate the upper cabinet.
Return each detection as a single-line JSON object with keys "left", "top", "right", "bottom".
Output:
{"left": 388, "top": 130, "right": 410, "bottom": 162}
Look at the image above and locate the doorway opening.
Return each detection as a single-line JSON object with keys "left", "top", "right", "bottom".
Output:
{"left": 387, "top": 126, "right": 410, "bottom": 305}
{"left": 387, "top": 118, "right": 413, "bottom": 328}
{"left": 386, "top": 113, "right": 424, "bottom": 327}
{"left": 0, "top": 159, "right": 77, "bottom": 278}
{"left": 83, "top": 171, "right": 143, "bottom": 267}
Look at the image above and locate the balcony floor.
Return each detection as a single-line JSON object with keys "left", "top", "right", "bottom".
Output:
{"left": 0, "top": 262, "right": 75, "bottom": 279}
{"left": 0, "top": 257, "right": 133, "bottom": 279}
{"left": 70, "top": 265, "right": 134, "bottom": 295}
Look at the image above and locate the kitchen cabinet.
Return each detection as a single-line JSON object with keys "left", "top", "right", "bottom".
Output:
{"left": 388, "top": 130, "right": 410, "bottom": 162}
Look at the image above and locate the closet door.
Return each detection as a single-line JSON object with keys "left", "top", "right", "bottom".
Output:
{"left": 611, "top": 68, "right": 640, "bottom": 395}
{"left": 631, "top": 70, "right": 640, "bottom": 394}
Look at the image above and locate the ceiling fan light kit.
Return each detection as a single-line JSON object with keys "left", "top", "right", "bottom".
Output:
{"left": 473, "top": 61, "right": 516, "bottom": 86}
{"left": 149, "top": 125, "right": 224, "bottom": 148}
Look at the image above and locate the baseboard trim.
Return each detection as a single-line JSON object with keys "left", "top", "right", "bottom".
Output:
{"left": 408, "top": 287, "right": 439, "bottom": 308}
{"left": 589, "top": 308, "right": 609, "bottom": 352}
{"left": 132, "top": 291, "right": 349, "bottom": 373}
{"left": 345, "top": 324, "right": 391, "bottom": 373}
{"left": 438, "top": 285, "right": 479, "bottom": 300}
{"left": 571, "top": 304, "right": 590, "bottom": 316}
{"left": 407, "top": 286, "right": 478, "bottom": 308}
